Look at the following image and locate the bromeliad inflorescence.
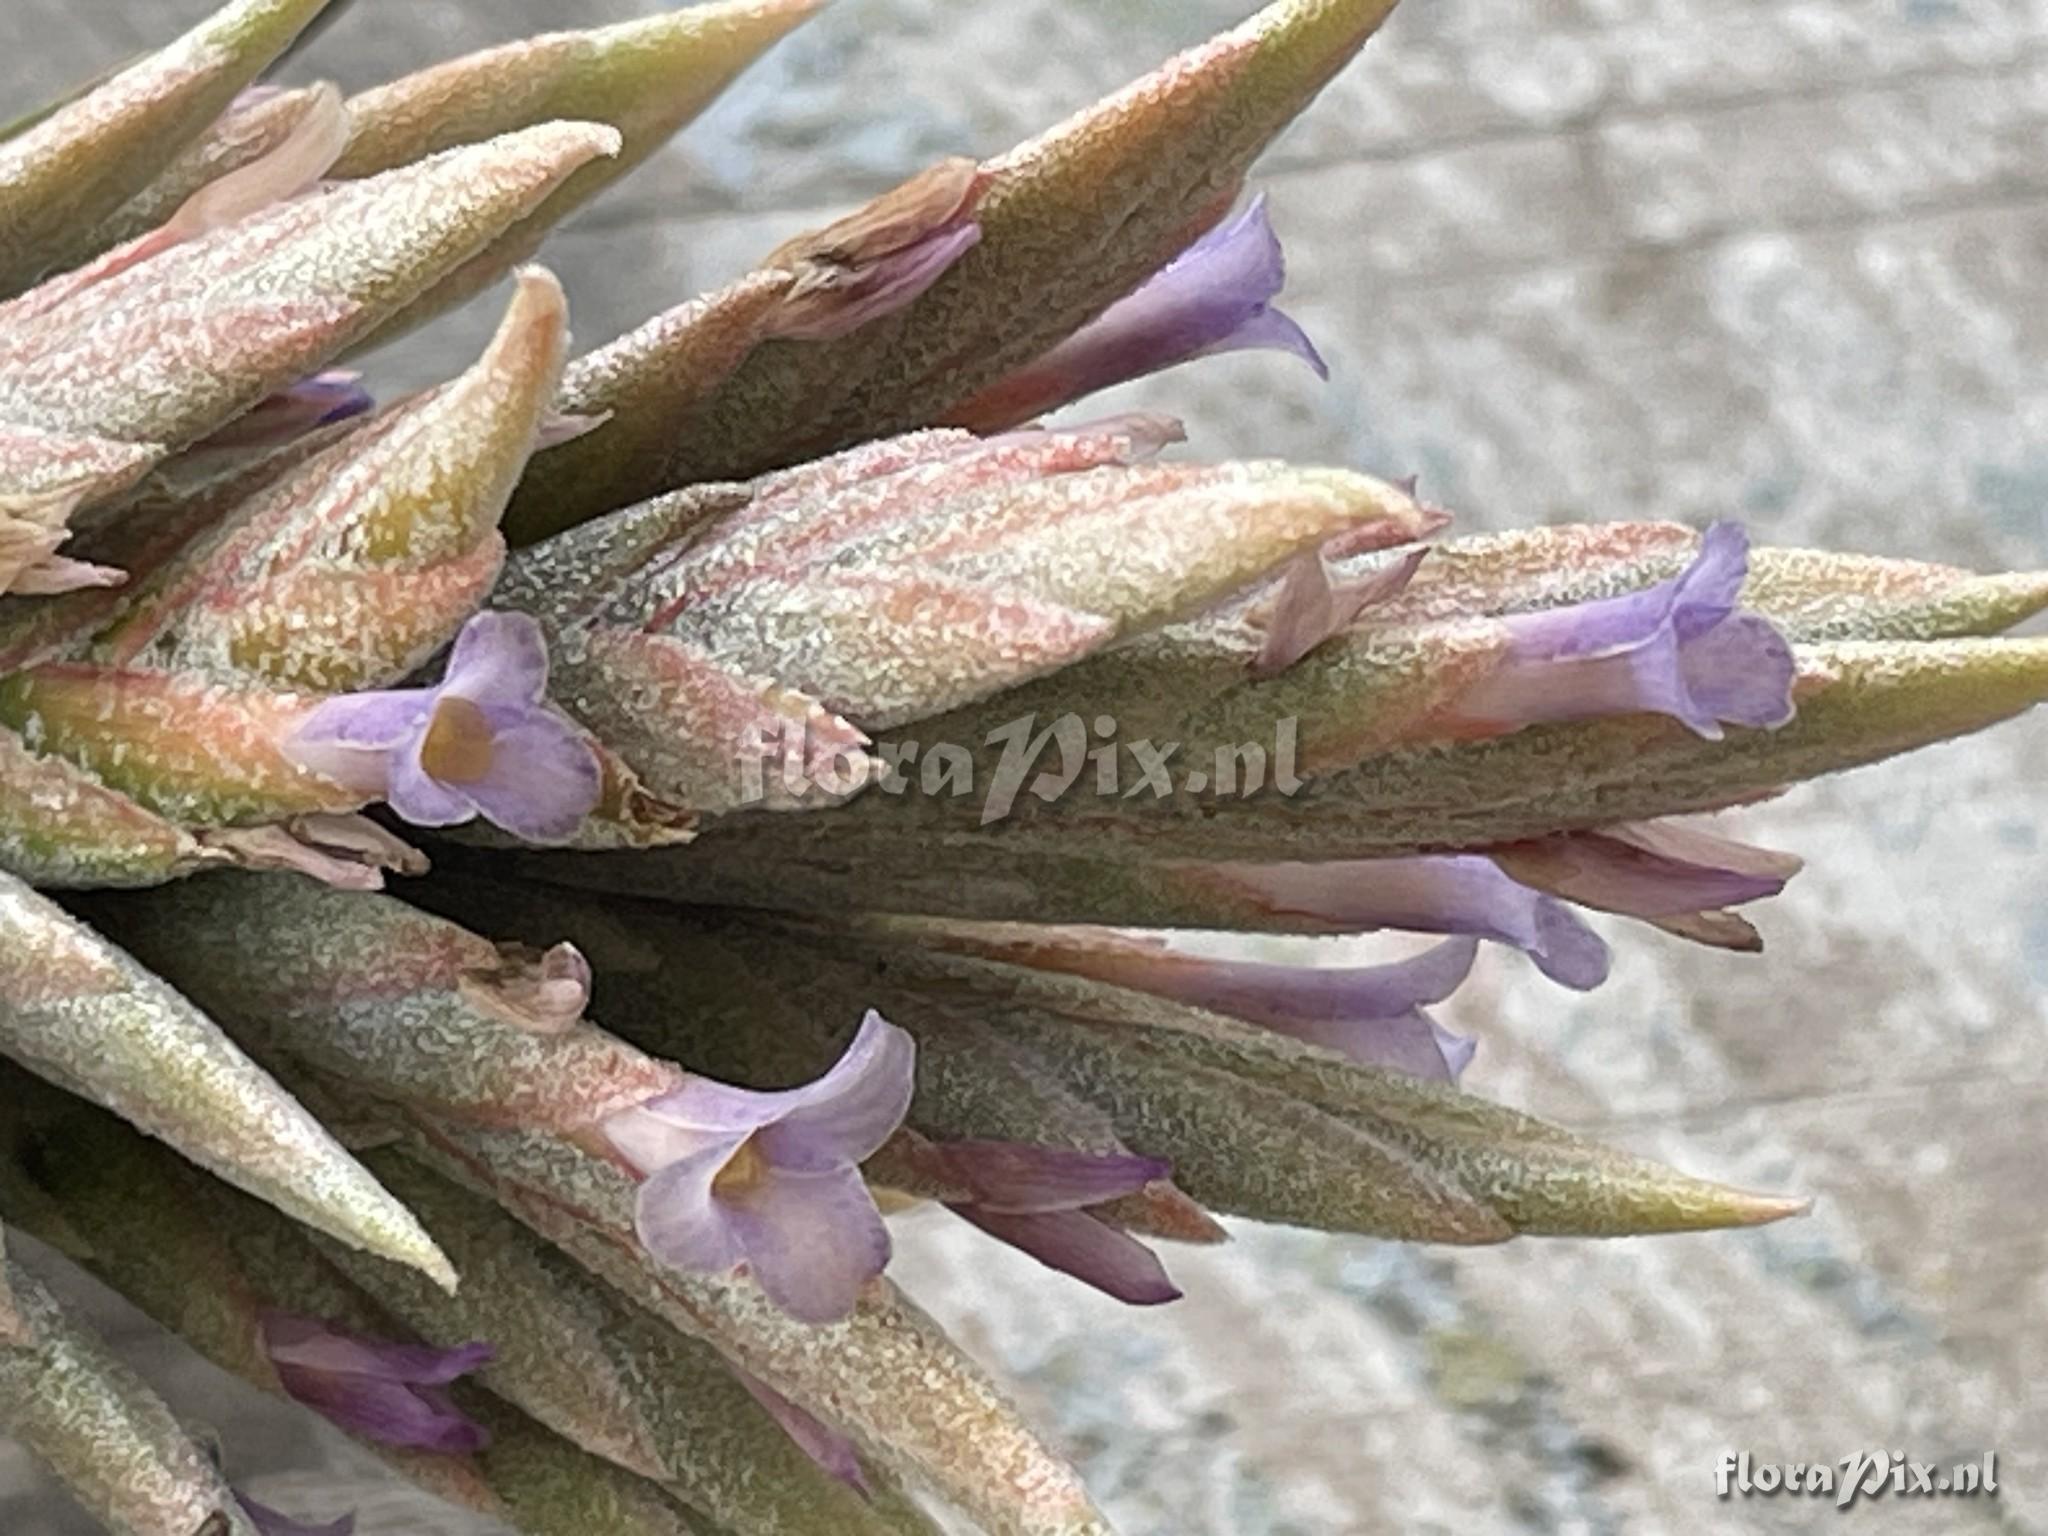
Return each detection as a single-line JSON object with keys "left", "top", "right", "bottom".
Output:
{"left": 1, "top": 2, "right": 2044, "bottom": 1535}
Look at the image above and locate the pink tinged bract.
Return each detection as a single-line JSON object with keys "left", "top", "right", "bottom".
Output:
{"left": 1199, "top": 856, "right": 1612, "bottom": 991}
{"left": 603, "top": 1012, "right": 916, "bottom": 1323}
{"left": 287, "top": 611, "right": 602, "bottom": 844}
{"left": 951, "top": 194, "right": 1327, "bottom": 432}
{"left": 1443, "top": 521, "right": 1798, "bottom": 740}
{"left": 940, "top": 1141, "right": 1181, "bottom": 1305}
{"left": 260, "top": 1312, "right": 494, "bottom": 1454}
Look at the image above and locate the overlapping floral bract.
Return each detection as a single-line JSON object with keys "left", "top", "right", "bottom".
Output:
{"left": 1, "top": 3, "right": 2044, "bottom": 1536}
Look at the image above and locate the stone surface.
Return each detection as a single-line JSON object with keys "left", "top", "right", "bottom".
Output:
{"left": 3, "top": 2, "right": 2046, "bottom": 1533}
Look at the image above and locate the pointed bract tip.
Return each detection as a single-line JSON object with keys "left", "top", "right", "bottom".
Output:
{"left": 1723, "top": 1189, "right": 1814, "bottom": 1227}
{"left": 508, "top": 263, "right": 570, "bottom": 318}
{"left": 518, "top": 119, "right": 626, "bottom": 167}
{"left": 1549, "top": 1172, "right": 1815, "bottom": 1238}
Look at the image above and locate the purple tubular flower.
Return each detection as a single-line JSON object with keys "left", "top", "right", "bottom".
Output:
{"left": 1141, "top": 938, "right": 1480, "bottom": 1081}
{"left": 951, "top": 194, "right": 1327, "bottom": 430}
{"left": 735, "top": 1368, "right": 871, "bottom": 1498}
{"left": 259, "top": 1312, "right": 494, "bottom": 1454}
{"left": 601, "top": 1012, "right": 916, "bottom": 1323}
{"left": 1203, "top": 856, "right": 1611, "bottom": 991}
{"left": 941, "top": 1141, "right": 1181, "bottom": 1305}
{"left": 204, "top": 372, "right": 374, "bottom": 450}
{"left": 1446, "top": 522, "right": 1798, "bottom": 740}
{"left": 237, "top": 1492, "right": 356, "bottom": 1536}
{"left": 288, "top": 611, "right": 603, "bottom": 844}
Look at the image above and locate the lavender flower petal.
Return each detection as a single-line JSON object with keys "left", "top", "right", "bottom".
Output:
{"left": 1162, "top": 937, "right": 1482, "bottom": 1080}
{"left": 615, "top": 1015, "right": 916, "bottom": 1321}
{"left": 262, "top": 1315, "right": 494, "bottom": 1385}
{"left": 440, "top": 610, "right": 551, "bottom": 710}
{"left": 1199, "top": 301, "right": 1327, "bottom": 375}
{"left": 285, "top": 612, "right": 601, "bottom": 842}
{"left": 1679, "top": 611, "right": 1802, "bottom": 728}
{"left": 1132, "top": 935, "right": 1478, "bottom": 1030}
{"left": 384, "top": 747, "right": 481, "bottom": 828}
{"left": 632, "top": 1135, "right": 751, "bottom": 1274}
{"left": 291, "top": 690, "right": 432, "bottom": 753}
{"left": 273, "top": 1364, "right": 486, "bottom": 1453}
{"left": 953, "top": 1206, "right": 1182, "bottom": 1306}
{"left": 760, "top": 1011, "right": 918, "bottom": 1172}
{"left": 725, "top": 1165, "right": 894, "bottom": 1323}
{"left": 1264, "top": 1006, "right": 1477, "bottom": 1082}
{"left": 631, "top": 1013, "right": 914, "bottom": 1145}
{"left": 461, "top": 713, "right": 608, "bottom": 844}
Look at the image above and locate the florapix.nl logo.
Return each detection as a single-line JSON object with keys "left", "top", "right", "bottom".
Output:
{"left": 739, "top": 711, "right": 1308, "bottom": 823}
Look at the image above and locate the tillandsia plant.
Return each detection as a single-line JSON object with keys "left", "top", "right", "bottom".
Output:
{"left": 0, "top": 0, "right": 2044, "bottom": 1533}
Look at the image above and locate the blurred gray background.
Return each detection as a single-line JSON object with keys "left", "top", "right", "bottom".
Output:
{"left": 5, "top": 1, "right": 2047, "bottom": 1532}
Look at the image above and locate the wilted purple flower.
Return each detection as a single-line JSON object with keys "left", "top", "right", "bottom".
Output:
{"left": 1197, "top": 856, "right": 1611, "bottom": 991}
{"left": 288, "top": 611, "right": 603, "bottom": 844}
{"left": 1495, "top": 820, "right": 1799, "bottom": 919}
{"left": 203, "top": 372, "right": 374, "bottom": 451}
{"left": 1444, "top": 522, "right": 1797, "bottom": 740}
{"left": 600, "top": 1012, "right": 916, "bottom": 1323}
{"left": 766, "top": 157, "right": 986, "bottom": 342}
{"left": 1490, "top": 818, "right": 1802, "bottom": 952}
{"left": 941, "top": 1140, "right": 1181, "bottom": 1305}
{"left": 260, "top": 1311, "right": 494, "bottom": 1454}
{"left": 237, "top": 1492, "right": 356, "bottom": 1536}
{"left": 735, "top": 1367, "right": 872, "bottom": 1498}
{"left": 1251, "top": 543, "right": 1429, "bottom": 678}
{"left": 952, "top": 194, "right": 1327, "bottom": 431}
